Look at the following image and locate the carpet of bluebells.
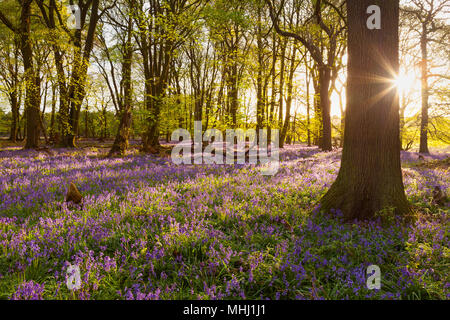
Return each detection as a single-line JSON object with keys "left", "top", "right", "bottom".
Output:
{"left": 0, "top": 143, "right": 448, "bottom": 300}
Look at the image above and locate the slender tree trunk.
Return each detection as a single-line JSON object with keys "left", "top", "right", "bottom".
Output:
{"left": 110, "top": 102, "right": 132, "bottom": 155}
{"left": 321, "top": 0, "right": 410, "bottom": 220}
{"left": 52, "top": 47, "right": 69, "bottom": 146}
{"left": 419, "top": 28, "right": 429, "bottom": 154}
{"left": 109, "top": 16, "right": 133, "bottom": 156}
{"left": 312, "top": 67, "right": 321, "bottom": 146}
{"left": 20, "top": 1, "right": 40, "bottom": 149}
{"left": 65, "top": 53, "right": 87, "bottom": 147}
{"left": 289, "top": 112, "right": 296, "bottom": 144}
{"left": 39, "top": 113, "right": 48, "bottom": 144}
{"left": 228, "top": 50, "right": 239, "bottom": 129}
{"left": 216, "top": 65, "right": 225, "bottom": 127}
{"left": 103, "top": 106, "right": 107, "bottom": 139}
{"left": 84, "top": 107, "right": 89, "bottom": 138}
{"left": 268, "top": 35, "right": 278, "bottom": 143}
{"left": 278, "top": 39, "right": 287, "bottom": 130}
{"left": 63, "top": 0, "right": 100, "bottom": 148}
{"left": 9, "top": 91, "right": 18, "bottom": 142}
{"left": 306, "top": 60, "right": 311, "bottom": 146}
{"left": 8, "top": 45, "right": 19, "bottom": 142}
{"left": 190, "top": 50, "right": 203, "bottom": 123}
{"left": 39, "top": 80, "right": 49, "bottom": 144}
{"left": 142, "top": 93, "right": 162, "bottom": 151}
{"left": 138, "top": 12, "right": 173, "bottom": 152}
{"left": 319, "top": 65, "right": 332, "bottom": 151}
{"left": 256, "top": 7, "right": 265, "bottom": 143}
{"left": 49, "top": 82, "right": 57, "bottom": 141}
{"left": 399, "top": 92, "right": 406, "bottom": 150}
{"left": 280, "top": 45, "right": 297, "bottom": 148}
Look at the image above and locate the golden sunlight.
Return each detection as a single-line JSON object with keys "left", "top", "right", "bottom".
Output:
{"left": 395, "top": 71, "right": 419, "bottom": 94}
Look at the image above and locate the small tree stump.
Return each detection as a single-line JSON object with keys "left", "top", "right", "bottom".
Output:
{"left": 66, "top": 182, "right": 83, "bottom": 205}
{"left": 432, "top": 186, "right": 447, "bottom": 206}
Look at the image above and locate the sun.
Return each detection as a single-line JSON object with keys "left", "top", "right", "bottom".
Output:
{"left": 394, "top": 72, "right": 418, "bottom": 94}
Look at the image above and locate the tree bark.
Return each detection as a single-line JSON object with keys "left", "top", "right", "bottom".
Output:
{"left": 278, "top": 38, "right": 287, "bottom": 130}
{"left": 280, "top": 45, "right": 298, "bottom": 148}
{"left": 318, "top": 65, "right": 332, "bottom": 151}
{"left": 312, "top": 66, "right": 321, "bottom": 146}
{"left": 419, "top": 27, "right": 429, "bottom": 154}
{"left": 265, "top": 0, "right": 341, "bottom": 152}
{"left": 49, "top": 82, "right": 57, "bottom": 142}
{"left": 60, "top": 0, "right": 100, "bottom": 148}
{"left": 109, "top": 14, "right": 133, "bottom": 157}
{"left": 20, "top": 1, "right": 40, "bottom": 149}
{"left": 8, "top": 42, "right": 20, "bottom": 142}
{"left": 399, "top": 91, "right": 406, "bottom": 150}
{"left": 256, "top": 6, "right": 265, "bottom": 142}
{"left": 228, "top": 50, "right": 239, "bottom": 129}
{"left": 268, "top": 34, "right": 278, "bottom": 144}
{"left": 306, "top": 57, "right": 311, "bottom": 146}
{"left": 321, "top": 0, "right": 410, "bottom": 220}
{"left": 8, "top": 90, "right": 18, "bottom": 142}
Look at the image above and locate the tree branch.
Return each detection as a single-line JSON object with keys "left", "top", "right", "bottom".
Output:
{"left": 264, "top": 0, "right": 323, "bottom": 63}
{"left": 0, "top": 10, "right": 18, "bottom": 33}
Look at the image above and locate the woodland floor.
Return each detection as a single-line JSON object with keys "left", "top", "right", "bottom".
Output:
{"left": 0, "top": 140, "right": 448, "bottom": 300}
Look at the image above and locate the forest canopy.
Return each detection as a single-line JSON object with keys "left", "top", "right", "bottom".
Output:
{"left": 0, "top": 0, "right": 448, "bottom": 153}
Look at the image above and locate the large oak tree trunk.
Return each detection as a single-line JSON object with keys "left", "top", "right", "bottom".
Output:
{"left": 321, "top": 0, "right": 410, "bottom": 220}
